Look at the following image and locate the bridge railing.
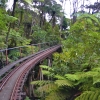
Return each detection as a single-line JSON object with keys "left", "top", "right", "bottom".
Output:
{"left": 0, "top": 41, "right": 57, "bottom": 69}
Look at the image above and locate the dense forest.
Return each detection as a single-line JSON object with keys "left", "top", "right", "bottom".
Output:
{"left": 0, "top": 0, "right": 100, "bottom": 100}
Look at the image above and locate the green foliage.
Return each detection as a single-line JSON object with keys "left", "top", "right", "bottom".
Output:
{"left": 25, "top": 96, "right": 30, "bottom": 100}
{"left": 55, "top": 80, "right": 73, "bottom": 87}
{"left": 62, "top": 16, "right": 70, "bottom": 30}
{"left": 75, "top": 91, "right": 100, "bottom": 100}
{"left": 0, "top": 8, "right": 7, "bottom": 30}
{"left": 31, "top": 24, "right": 60, "bottom": 44}
{"left": 32, "top": 26, "right": 47, "bottom": 43}
{"left": 31, "top": 65, "right": 75, "bottom": 100}
{"left": 77, "top": 13, "right": 99, "bottom": 24}
{"left": 24, "top": 0, "right": 32, "bottom": 5}
{"left": 56, "top": 14, "right": 100, "bottom": 74}
{"left": 8, "top": 49, "right": 21, "bottom": 61}
{"left": 53, "top": 52, "right": 71, "bottom": 75}
{"left": 45, "top": 90, "right": 66, "bottom": 100}
{"left": 65, "top": 74, "right": 80, "bottom": 81}
{"left": 0, "top": 33, "right": 6, "bottom": 48}
{"left": 40, "top": 65, "right": 52, "bottom": 71}
{"left": 8, "top": 29, "right": 31, "bottom": 47}
{"left": 49, "top": 13, "right": 100, "bottom": 100}
{"left": 5, "top": 15, "right": 18, "bottom": 23}
{"left": 31, "top": 80, "right": 52, "bottom": 86}
{"left": 36, "top": 83, "right": 58, "bottom": 93}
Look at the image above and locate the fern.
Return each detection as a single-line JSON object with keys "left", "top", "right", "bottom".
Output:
{"left": 37, "top": 83, "right": 58, "bottom": 93}
{"left": 42, "top": 70, "right": 51, "bottom": 75}
{"left": 45, "top": 90, "right": 66, "bottom": 100}
{"left": 31, "top": 80, "right": 52, "bottom": 86}
{"left": 77, "top": 13, "right": 99, "bottom": 24}
{"left": 54, "top": 75, "right": 66, "bottom": 80}
{"left": 55, "top": 80, "right": 73, "bottom": 87}
{"left": 40, "top": 65, "right": 52, "bottom": 71}
{"left": 65, "top": 74, "right": 80, "bottom": 81}
{"left": 25, "top": 96, "right": 30, "bottom": 100}
{"left": 75, "top": 91, "right": 100, "bottom": 100}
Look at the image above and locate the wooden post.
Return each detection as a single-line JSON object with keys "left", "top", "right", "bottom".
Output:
{"left": 48, "top": 57, "right": 52, "bottom": 67}
{"left": 29, "top": 71, "right": 35, "bottom": 97}
{"left": 47, "top": 57, "right": 52, "bottom": 80}
{"left": 31, "top": 45, "right": 34, "bottom": 54}
{"left": 38, "top": 44, "right": 41, "bottom": 51}
{"left": 6, "top": 49, "right": 8, "bottom": 65}
{"left": 19, "top": 47, "right": 22, "bottom": 58}
{"left": 29, "top": 75, "right": 32, "bottom": 97}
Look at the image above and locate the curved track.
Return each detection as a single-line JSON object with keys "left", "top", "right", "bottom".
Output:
{"left": 0, "top": 45, "right": 61, "bottom": 100}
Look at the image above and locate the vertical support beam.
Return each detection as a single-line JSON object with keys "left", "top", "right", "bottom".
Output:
{"left": 47, "top": 56, "right": 52, "bottom": 80}
{"left": 39, "top": 67, "right": 43, "bottom": 80}
{"left": 29, "top": 71, "right": 35, "bottom": 98}
{"left": 29, "top": 72, "right": 33, "bottom": 97}
{"left": 47, "top": 56, "right": 52, "bottom": 67}
{"left": 31, "top": 45, "right": 34, "bottom": 54}
{"left": 38, "top": 44, "right": 41, "bottom": 51}
{"left": 6, "top": 49, "right": 8, "bottom": 65}
{"left": 19, "top": 47, "right": 22, "bottom": 58}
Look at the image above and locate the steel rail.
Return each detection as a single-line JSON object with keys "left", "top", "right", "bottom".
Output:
{"left": 11, "top": 45, "right": 61, "bottom": 100}
{"left": 0, "top": 45, "right": 61, "bottom": 100}
{"left": 0, "top": 44, "right": 58, "bottom": 77}
{"left": 0, "top": 45, "right": 59, "bottom": 90}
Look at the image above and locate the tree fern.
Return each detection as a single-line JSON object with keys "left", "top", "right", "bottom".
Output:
{"left": 45, "top": 90, "right": 66, "bottom": 100}
{"left": 54, "top": 74, "right": 66, "bottom": 80}
{"left": 75, "top": 91, "right": 100, "bottom": 100}
{"left": 31, "top": 80, "right": 52, "bottom": 86}
{"left": 37, "top": 83, "right": 58, "bottom": 93}
{"left": 65, "top": 74, "right": 80, "bottom": 81}
{"left": 77, "top": 13, "right": 99, "bottom": 24}
{"left": 31, "top": 65, "right": 73, "bottom": 100}
{"left": 40, "top": 65, "right": 53, "bottom": 71}
{"left": 55, "top": 80, "right": 73, "bottom": 87}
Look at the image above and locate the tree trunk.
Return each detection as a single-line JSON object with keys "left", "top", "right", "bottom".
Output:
{"left": 11, "top": 0, "right": 18, "bottom": 16}
{"left": 6, "top": 0, "right": 18, "bottom": 47}
{"left": 19, "top": 10, "right": 23, "bottom": 26}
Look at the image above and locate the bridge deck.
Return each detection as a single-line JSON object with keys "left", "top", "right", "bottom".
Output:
{"left": 0, "top": 45, "right": 61, "bottom": 100}
{"left": 0, "top": 47, "right": 53, "bottom": 77}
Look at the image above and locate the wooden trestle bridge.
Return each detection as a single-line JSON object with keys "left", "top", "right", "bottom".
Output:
{"left": 0, "top": 42, "right": 61, "bottom": 100}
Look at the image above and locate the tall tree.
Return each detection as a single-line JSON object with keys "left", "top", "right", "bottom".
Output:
{"left": 86, "top": 2, "right": 100, "bottom": 14}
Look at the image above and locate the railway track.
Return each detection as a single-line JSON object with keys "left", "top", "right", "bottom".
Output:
{"left": 0, "top": 45, "right": 61, "bottom": 100}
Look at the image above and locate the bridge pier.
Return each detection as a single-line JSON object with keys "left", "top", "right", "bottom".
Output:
{"left": 47, "top": 56, "right": 52, "bottom": 67}
{"left": 28, "top": 71, "right": 35, "bottom": 98}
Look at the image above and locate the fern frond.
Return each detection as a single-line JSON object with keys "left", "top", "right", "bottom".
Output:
{"left": 55, "top": 80, "right": 73, "bottom": 87}
{"left": 37, "top": 83, "right": 58, "bottom": 93}
{"left": 78, "top": 13, "right": 99, "bottom": 24}
{"left": 42, "top": 70, "right": 51, "bottom": 75}
{"left": 65, "top": 74, "right": 80, "bottom": 81}
{"left": 40, "top": 65, "right": 52, "bottom": 71}
{"left": 92, "top": 67, "right": 100, "bottom": 72}
{"left": 45, "top": 90, "right": 66, "bottom": 100}
{"left": 31, "top": 80, "right": 52, "bottom": 86}
{"left": 75, "top": 91, "right": 100, "bottom": 100}
{"left": 93, "top": 77, "right": 100, "bottom": 86}
{"left": 83, "top": 71, "right": 99, "bottom": 77}
{"left": 54, "top": 75, "right": 66, "bottom": 80}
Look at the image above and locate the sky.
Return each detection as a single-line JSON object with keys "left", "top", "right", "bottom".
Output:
{"left": 56, "top": 0, "right": 97, "bottom": 18}
{"left": 6, "top": 0, "right": 97, "bottom": 18}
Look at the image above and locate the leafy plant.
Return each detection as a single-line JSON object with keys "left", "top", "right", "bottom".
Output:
{"left": 31, "top": 65, "right": 74, "bottom": 100}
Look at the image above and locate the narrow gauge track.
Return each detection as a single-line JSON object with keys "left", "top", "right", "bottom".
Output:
{"left": 0, "top": 45, "right": 61, "bottom": 100}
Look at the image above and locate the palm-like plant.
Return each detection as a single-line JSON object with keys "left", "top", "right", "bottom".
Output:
{"left": 31, "top": 13, "right": 100, "bottom": 100}
{"left": 31, "top": 65, "right": 77, "bottom": 100}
